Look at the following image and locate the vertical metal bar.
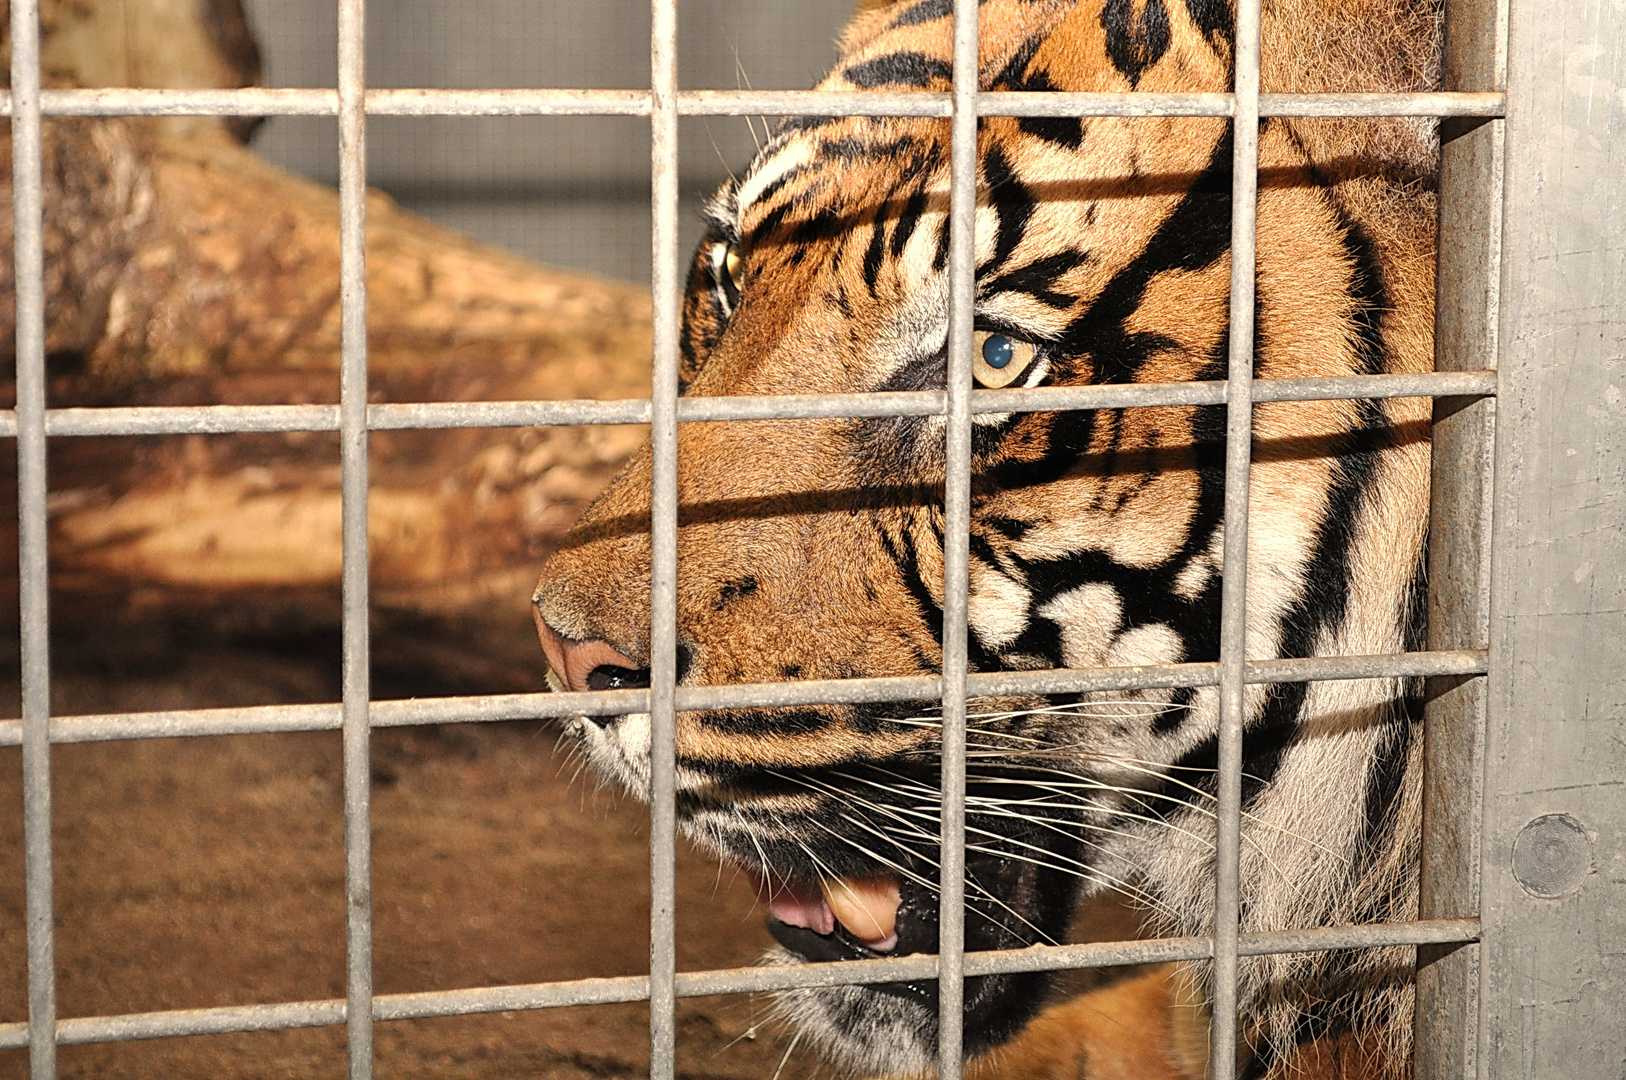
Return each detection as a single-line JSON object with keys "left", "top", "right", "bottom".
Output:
{"left": 1415, "top": 0, "right": 1505, "bottom": 1075}
{"left": 937, "top": 1, "right": 977, "bottom": 1075}
{"left": 1210, "top": 0, "right": 1260, "bottom": 1076}
{"left": 10, "top": 0, "right": 56, "bottom": 1075}
{"left": 647, "top": 0, "right": 681, "bottom": 1075}
{"left": 336, "top": 0, "right": 374, "bottom": 1075}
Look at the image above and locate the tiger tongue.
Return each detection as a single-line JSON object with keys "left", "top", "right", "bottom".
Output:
{"left": 757, "top": 874, "right": 835, "bottom": 936}
{"left": 820, "top": 875, "right": 901, "bottom": 952}
{"left": 753, "top": 872, "right": 901, "bottom": 952}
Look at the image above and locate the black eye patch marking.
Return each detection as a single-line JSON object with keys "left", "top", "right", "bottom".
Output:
{"left": 983, "top": 250, "right": 1092, "bottom": 310}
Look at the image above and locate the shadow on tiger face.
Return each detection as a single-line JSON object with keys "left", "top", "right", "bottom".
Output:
{"left": 534, "top": 0, "right": 1440, "bottom": 1075}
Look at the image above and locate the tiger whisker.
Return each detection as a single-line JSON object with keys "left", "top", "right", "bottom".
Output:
{"left": 769, "top": 1028, "right": 803, "bottom": 1080}
{"left": 961, "top": 774, "right": 1316, "bottom": 878}
{"left": 962, "top": 842, "right": 1176, "bottom": 924}
{"left": 965, "top": 765, "right": 1347, "bottom": 864}
{"left": 773, "top": 771, "right": 1057, "bottom": 942}
{"left": 817, "top": 769, "right": 1176, "bottom": 923}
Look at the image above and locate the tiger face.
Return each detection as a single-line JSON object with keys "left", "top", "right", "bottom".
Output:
{"left": 534, "top": 0, "right": 1440, "bottom": 1074}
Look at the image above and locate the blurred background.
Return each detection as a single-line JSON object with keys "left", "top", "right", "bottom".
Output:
{"left": 249, "top": 0, "right": 856, "bottom": 283}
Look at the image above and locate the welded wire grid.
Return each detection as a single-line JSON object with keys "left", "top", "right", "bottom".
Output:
{"left": 1, "top": 0, "right": 1506, "bottom": 1077}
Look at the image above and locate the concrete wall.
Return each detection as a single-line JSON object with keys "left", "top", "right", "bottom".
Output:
{"left": 244, "top": 0, "right": 857, "bottom": 283}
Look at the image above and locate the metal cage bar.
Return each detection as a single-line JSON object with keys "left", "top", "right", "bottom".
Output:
{"left": 9, "top": 0, "right": 56, "bottom": 1076}
{"left": 1209, "top": 0, "right": 1262, "bottom": 1073}
{"left": 336, "top": 0, "right": 375, "bottom": 1074}
{"left": 0, "top": 918, "right": 1482, "bottom": 1051}
{"left": 647, "top": 0, "right": 682, "bottom": 1073}
{"left": 0, "top": 367, "right": 1500, "bottom": 439}
{"left": 0, "top": 0, "right": 1535, "bottom": 1076}
{"left": 0, "top": 648, "right": 1491, "bottom": 750}
{"left": 934, "top": 0, "right": 979, "bottom": 1072}
{"left": 0, "top": 87, "right": 1507, "bottom": 119}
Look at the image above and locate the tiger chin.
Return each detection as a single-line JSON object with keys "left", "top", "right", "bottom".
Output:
{"left": 534, "top": 0, "right": 1441, "bottom": 1076}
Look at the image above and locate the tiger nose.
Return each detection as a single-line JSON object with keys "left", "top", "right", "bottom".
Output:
{"left": 533, "top": 610, "right": 651, "bottom": 693}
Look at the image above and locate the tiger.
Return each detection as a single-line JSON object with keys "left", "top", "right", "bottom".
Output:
{"left": 532, "top": 0, "right": 1442, "bottom": 1075}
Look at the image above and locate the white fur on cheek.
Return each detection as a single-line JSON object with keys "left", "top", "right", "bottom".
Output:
{"left": 1040, "top": 582, "right": 1123, "bottom": 668}
{"left": 968, "top": 562, "right": 1031, "bottom": 649}
{"left": 1105, "top": 622, "right": 1184, "bottom": 667}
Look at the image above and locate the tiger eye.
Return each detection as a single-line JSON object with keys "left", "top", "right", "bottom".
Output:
{"left": 725, "top": 246, "right": 746, "bottom": 293}
{"left": 971, "top": 330, "right": 1037, "bottom": 389}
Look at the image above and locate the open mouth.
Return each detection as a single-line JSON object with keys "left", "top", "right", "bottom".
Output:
{"left": 755, "top": 871, "right": 903, "bottom": 951}
{"left": 746, "top": 840, "right": 1081, "bottom": 1035}
{"left": 754, "top": 866, "right": 942, "bottom": 1010}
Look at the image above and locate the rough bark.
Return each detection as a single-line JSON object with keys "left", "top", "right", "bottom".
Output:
{"left": 0, "top": 4, "right": 654, "bottom": 694}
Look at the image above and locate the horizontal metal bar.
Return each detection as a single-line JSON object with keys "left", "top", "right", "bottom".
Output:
{"left": 29, "top": 87, "right": 339, "bottom": 116}
{"left": 0, "top": 88, "right": 1505, "bottom": 121}
{"left": 0, "top": 1000, "right": 349, "bottom": 1049}
{"left": 34, "top": 404, "right": 340, "bottom": 437}
{"left": 0, "top": 917, "right": 1477, "bottom": 1049}
{"left": 679, "top": 89, "right": 949, "bottom": 117}
{"left": 374, "top": 975, "right": 651, "bottom": 1022}
{"left": 981, "top": 91, "right": 1504, "bottom": 119}
{"left": 980, "top": 369, "right": 1497, "bottom": 415}
{"left": 966, "top": 648, "right": 1487, "bottom": 698}
{"left": 679, "top": 674, "right": 943, "bottom": 710}
{"left": 1257, "top": 91, "right": 1504, "bottom": 117}
{"left": 367, "top": 400, "right": 652, "bottom": 429}
{"left": 371, "top": 89, "right": 648, "bottom": 117}
{"left": 675, "top": 955, "right": 942, "bottom": 996}
{"left": 961, "top": 917, "right": 1481, "bottom": 978}
{"left": 977, "top": 91, "right": 1233, "bottom": 117}
{"left": 977, "top": 381, "right": 1225, "bottom": 413}
{"left": 0, "top": 649, "right": 1486, "bottom": 747}
{"left": 0, "top": 688, "right": 651, "bottom": 746}
{"left": 679, "top": 390, "right": 948, "bottom": 422}
{"left": 1249, "top": 370, "right": 1498, "bottom": 403}
{"left": 0, "top": 371, "right": 1496, "bottom": 441}
{"left": 1243, "top": 648, "right": 1488, "bottom": 685}
{"left": 1234, "top": 917, "right": 1481, "bottom": 957}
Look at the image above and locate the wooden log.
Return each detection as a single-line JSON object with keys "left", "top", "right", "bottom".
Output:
{"left": 0, "top": 116, "right": 651, "bottom": 693}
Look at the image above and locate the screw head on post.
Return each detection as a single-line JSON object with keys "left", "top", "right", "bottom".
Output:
{"left": 1512, "top": 813, "right": 1592, "bottom": 900}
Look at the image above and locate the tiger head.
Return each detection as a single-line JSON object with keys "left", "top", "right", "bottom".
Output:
{"left": 534, "top": 0, "right": 1440, "bottom": 1074}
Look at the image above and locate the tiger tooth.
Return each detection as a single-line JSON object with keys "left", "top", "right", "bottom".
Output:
{"left": 820, "top": 875, "right": 900, "bottom": 951}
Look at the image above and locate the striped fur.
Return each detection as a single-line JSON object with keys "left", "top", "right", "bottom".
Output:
{"left": 534, "top": 0, "right": 1441, "bottom": 1075}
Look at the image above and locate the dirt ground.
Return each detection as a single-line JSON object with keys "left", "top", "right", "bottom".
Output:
{"left": 0, "top": 647, "right": 1148, "bottom": 1080}
{"left": 0, "top": 647, "right": 820, "bottom": 1080}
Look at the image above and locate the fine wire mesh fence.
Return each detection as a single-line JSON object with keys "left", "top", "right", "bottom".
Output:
{"left": 1, "top": 0, "right": 1511, "bottom": 1078}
